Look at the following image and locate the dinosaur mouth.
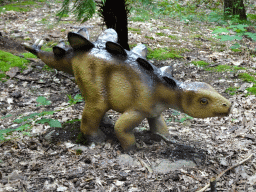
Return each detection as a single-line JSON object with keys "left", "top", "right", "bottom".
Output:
{"left": 214, "top": 105, "right": 232, "bottom": 117}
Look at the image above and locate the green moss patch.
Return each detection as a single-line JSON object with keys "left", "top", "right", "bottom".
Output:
{"left": 147, "top": 47, "right": 185, "bottom": 60}
{"left": 238, "top": 73, "right": 256, "bottom": 83}
{"left": 206, "top": 65, "right": 231, "bottom": 72}
{"left": 246, "top": 86, "right": 256, "bottom": 95}
{"left": 156, "top": 32, "right": 166, "bottom": 36}
{"left": 145, "top": 36, "right": 154, "bottom": 40}
{"left": 168, "top": 35, "right": 178, "bottom": 40}
{"left": 129, "top": 27, "right": 141, "bottom": 34}
{"left": 0, "top": 0, "right": 36, "bottom": 12}
{"left": 0, "top": 50, "right": 29, "bottom": 80}
{"left": 191, "top": 60, "right": 209, "bottom": 67}
{"left": 21, "top": 52, "right": 37, "bottom": 59}
{"left": 0, "top": 50, "right": 29, "bottom": 72}
{"left": 225, "top": 87, "right": 239, "bottom": 95}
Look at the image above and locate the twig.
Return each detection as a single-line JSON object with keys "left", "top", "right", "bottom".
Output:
{"left": 153, "top": 132, "right": 177, "bottom": 144}
{"left": 138, "top": 157, "right": 153, "bottom": 173}
{"left": 196, "top": 153, "right": 253, "bottom": 192}
{"left": 180, "top": 170, "right": 202, "bottom": 182}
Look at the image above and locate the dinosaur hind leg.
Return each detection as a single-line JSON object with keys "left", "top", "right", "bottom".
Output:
{"left": 114, "top": 110, "right": 145, "bottom": 151}
{"left": 147, "top": 115, "right": 169, "bottom": 136}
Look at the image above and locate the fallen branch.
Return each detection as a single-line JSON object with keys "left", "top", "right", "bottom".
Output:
{"left": 196, "top": 153, "right": 253, "bottom": 192}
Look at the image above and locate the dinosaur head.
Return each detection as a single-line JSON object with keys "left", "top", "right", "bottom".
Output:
{"left": 179, "top": 82, "right": 232, "bottom": 118}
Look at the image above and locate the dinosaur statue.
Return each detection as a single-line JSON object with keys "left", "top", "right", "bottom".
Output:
{"left": 23, "top": 28, "right": 232, "bottom": 151}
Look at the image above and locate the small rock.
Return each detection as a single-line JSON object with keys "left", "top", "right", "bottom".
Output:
{"left": 7, "top": 170, "right": 24, "bottom": 181}
{"left": 153, "top": 159, "right": 196, "bottom": 174}
{"left": 10, "top": 91, "right": 22, "bottom": 98}
{"left": 117, "top": 154, "right": 140, "bottom": 167}
{"left": 57, "top": 186, "right": 68, "bottom": 191}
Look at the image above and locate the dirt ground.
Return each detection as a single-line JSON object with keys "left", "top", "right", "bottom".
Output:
{"left": 0, "top": 1, "right": 256, "bottom": 191}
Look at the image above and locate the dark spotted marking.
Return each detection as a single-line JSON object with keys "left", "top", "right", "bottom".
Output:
{"left": 136, "top": 57, "right": 154, "bottom": 71}
{"left": 68, "top": 32, "right": 94, "bottom": 50}
{"left": 163, "top": 76, "right": 177, "bottom": 88}
{"left": 106, "top": 41, "right": 127, "bottom": 56}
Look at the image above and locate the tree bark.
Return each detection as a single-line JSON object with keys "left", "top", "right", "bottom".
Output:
{"left": 224, "top": 0, "right": 247, "bottom": 20}
{"left": 98, "top": 0, "right": 130, "bottom": 50}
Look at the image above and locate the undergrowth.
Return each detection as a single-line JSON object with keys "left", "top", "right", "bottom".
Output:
{"left": 0, "top": 94, "right": 83, "bottom": 142}
{"left": 0, "top": 50, "right": 29, "bottom": 81}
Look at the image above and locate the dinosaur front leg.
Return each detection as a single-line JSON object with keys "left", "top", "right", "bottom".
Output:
{"left": 114, "top": 110, "right": 145, "bottom": 151}
{"left": 80, "top": 104, "right": 107, "bottom": 143}
{"left": 147, "top": 115, "right": 169, "bottom": 136}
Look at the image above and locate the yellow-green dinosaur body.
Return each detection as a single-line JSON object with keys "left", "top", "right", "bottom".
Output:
{"left": 24, "top": 28, "right": 231, "bottom": 150}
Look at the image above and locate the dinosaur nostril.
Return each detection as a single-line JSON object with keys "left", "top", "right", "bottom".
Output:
{"left": 223, "top": 103, "right": 227, "bottom": 107}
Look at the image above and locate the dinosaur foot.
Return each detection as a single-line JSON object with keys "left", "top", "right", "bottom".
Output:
{"left": 86, "top": 129, "right": 106, "bottom": 144}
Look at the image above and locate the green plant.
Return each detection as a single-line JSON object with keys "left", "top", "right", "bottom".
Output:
{"left": 76, "top": 133, "right": 87, "bottom": 145}
{"left": 67, "top": 94, "right": 83, "bottom": 105}
{"left": 212, "top": 25, "right": 256, "bottom": 51}
{"left": 76, "top": 149, "right": 83, "bottom": 155}
{"left": 0, "top": 124, "right": 31, "bottom": 141}
{"left": 64, "top": 119, "right": 81, "bottom": 124}
{"left": 36, "top": 96, "right": 52, "bottom": 106}
{"left": 0, "top": 93, "right": 84, "bottom": 141}
{"left": 167, "top": 110, "right": 193, "bottom": 123}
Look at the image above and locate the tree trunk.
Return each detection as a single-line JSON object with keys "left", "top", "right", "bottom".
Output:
{"left": 224, "top": 0, "right": 247, "bottom": 20}
{"left": 99, "top": 0, "right": 130, "bottom": 50}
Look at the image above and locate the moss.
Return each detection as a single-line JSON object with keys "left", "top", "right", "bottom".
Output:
{"left": 41, "top": 47, "right": 52, "bottom": 52}
{"left": 225, "top": 87, "right": 238, "bottom": 95}
{"left": 76, "top": 133, "right": 87, "bottom": 145}
{"left": 168, "top": 35, "right": 178, "bottom": 40}
{"left": 192, "top": 60, "right": 210, "bottom": 67}
{"left": 233, "top": 66, "right": 245, "bottom": 71}
{"left": 156, "top": 32, "right": 166, "bottom": 36}
{"left": 0, "top": 50, "right": 29, "bottom": 72}
{"left": 231, "top": 48, "right": 242, "bottom": 52}
{"left": 246, "top": 86, "right": 256, "bottom": 95}
{"left": 145, "top": 36, "right": 154, "bottom": 40}
{"left": 158, "top": 26, "right": 170, "bottom": 30}
{"left": 21, "top": 52, "right": 37, "bottom": 59}
{"left": 238, "top": 73, "right": 256, "bottom": 83}
{"left": 129, "top": 43, "right": 137, "bottom": 49}
{"left": 0, "top": 0, "right": 36, "bottom": 12}
{"left": 147, "top": 47, "right": 183, "bottom": 60}
{"left": 206, "top": 65, "right": 231, "bottom": 72}
{"left": 42, "top": 65, "right": 54, "bottom": 71}
{"left": 129, "top": 27, "right": 141, "bottom": 34}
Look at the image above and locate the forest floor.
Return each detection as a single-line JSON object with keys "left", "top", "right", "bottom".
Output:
{"left": 0, "top": 0, "right": 256, "bottom": 191}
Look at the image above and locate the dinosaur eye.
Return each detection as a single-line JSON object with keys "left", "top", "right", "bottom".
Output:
{"left": 200, "top": 98, "right": 208, "bottom": 105}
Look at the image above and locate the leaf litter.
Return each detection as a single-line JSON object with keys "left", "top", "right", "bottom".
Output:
{"left": 0, "top": 0, "right": 256, "bottom": 191}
